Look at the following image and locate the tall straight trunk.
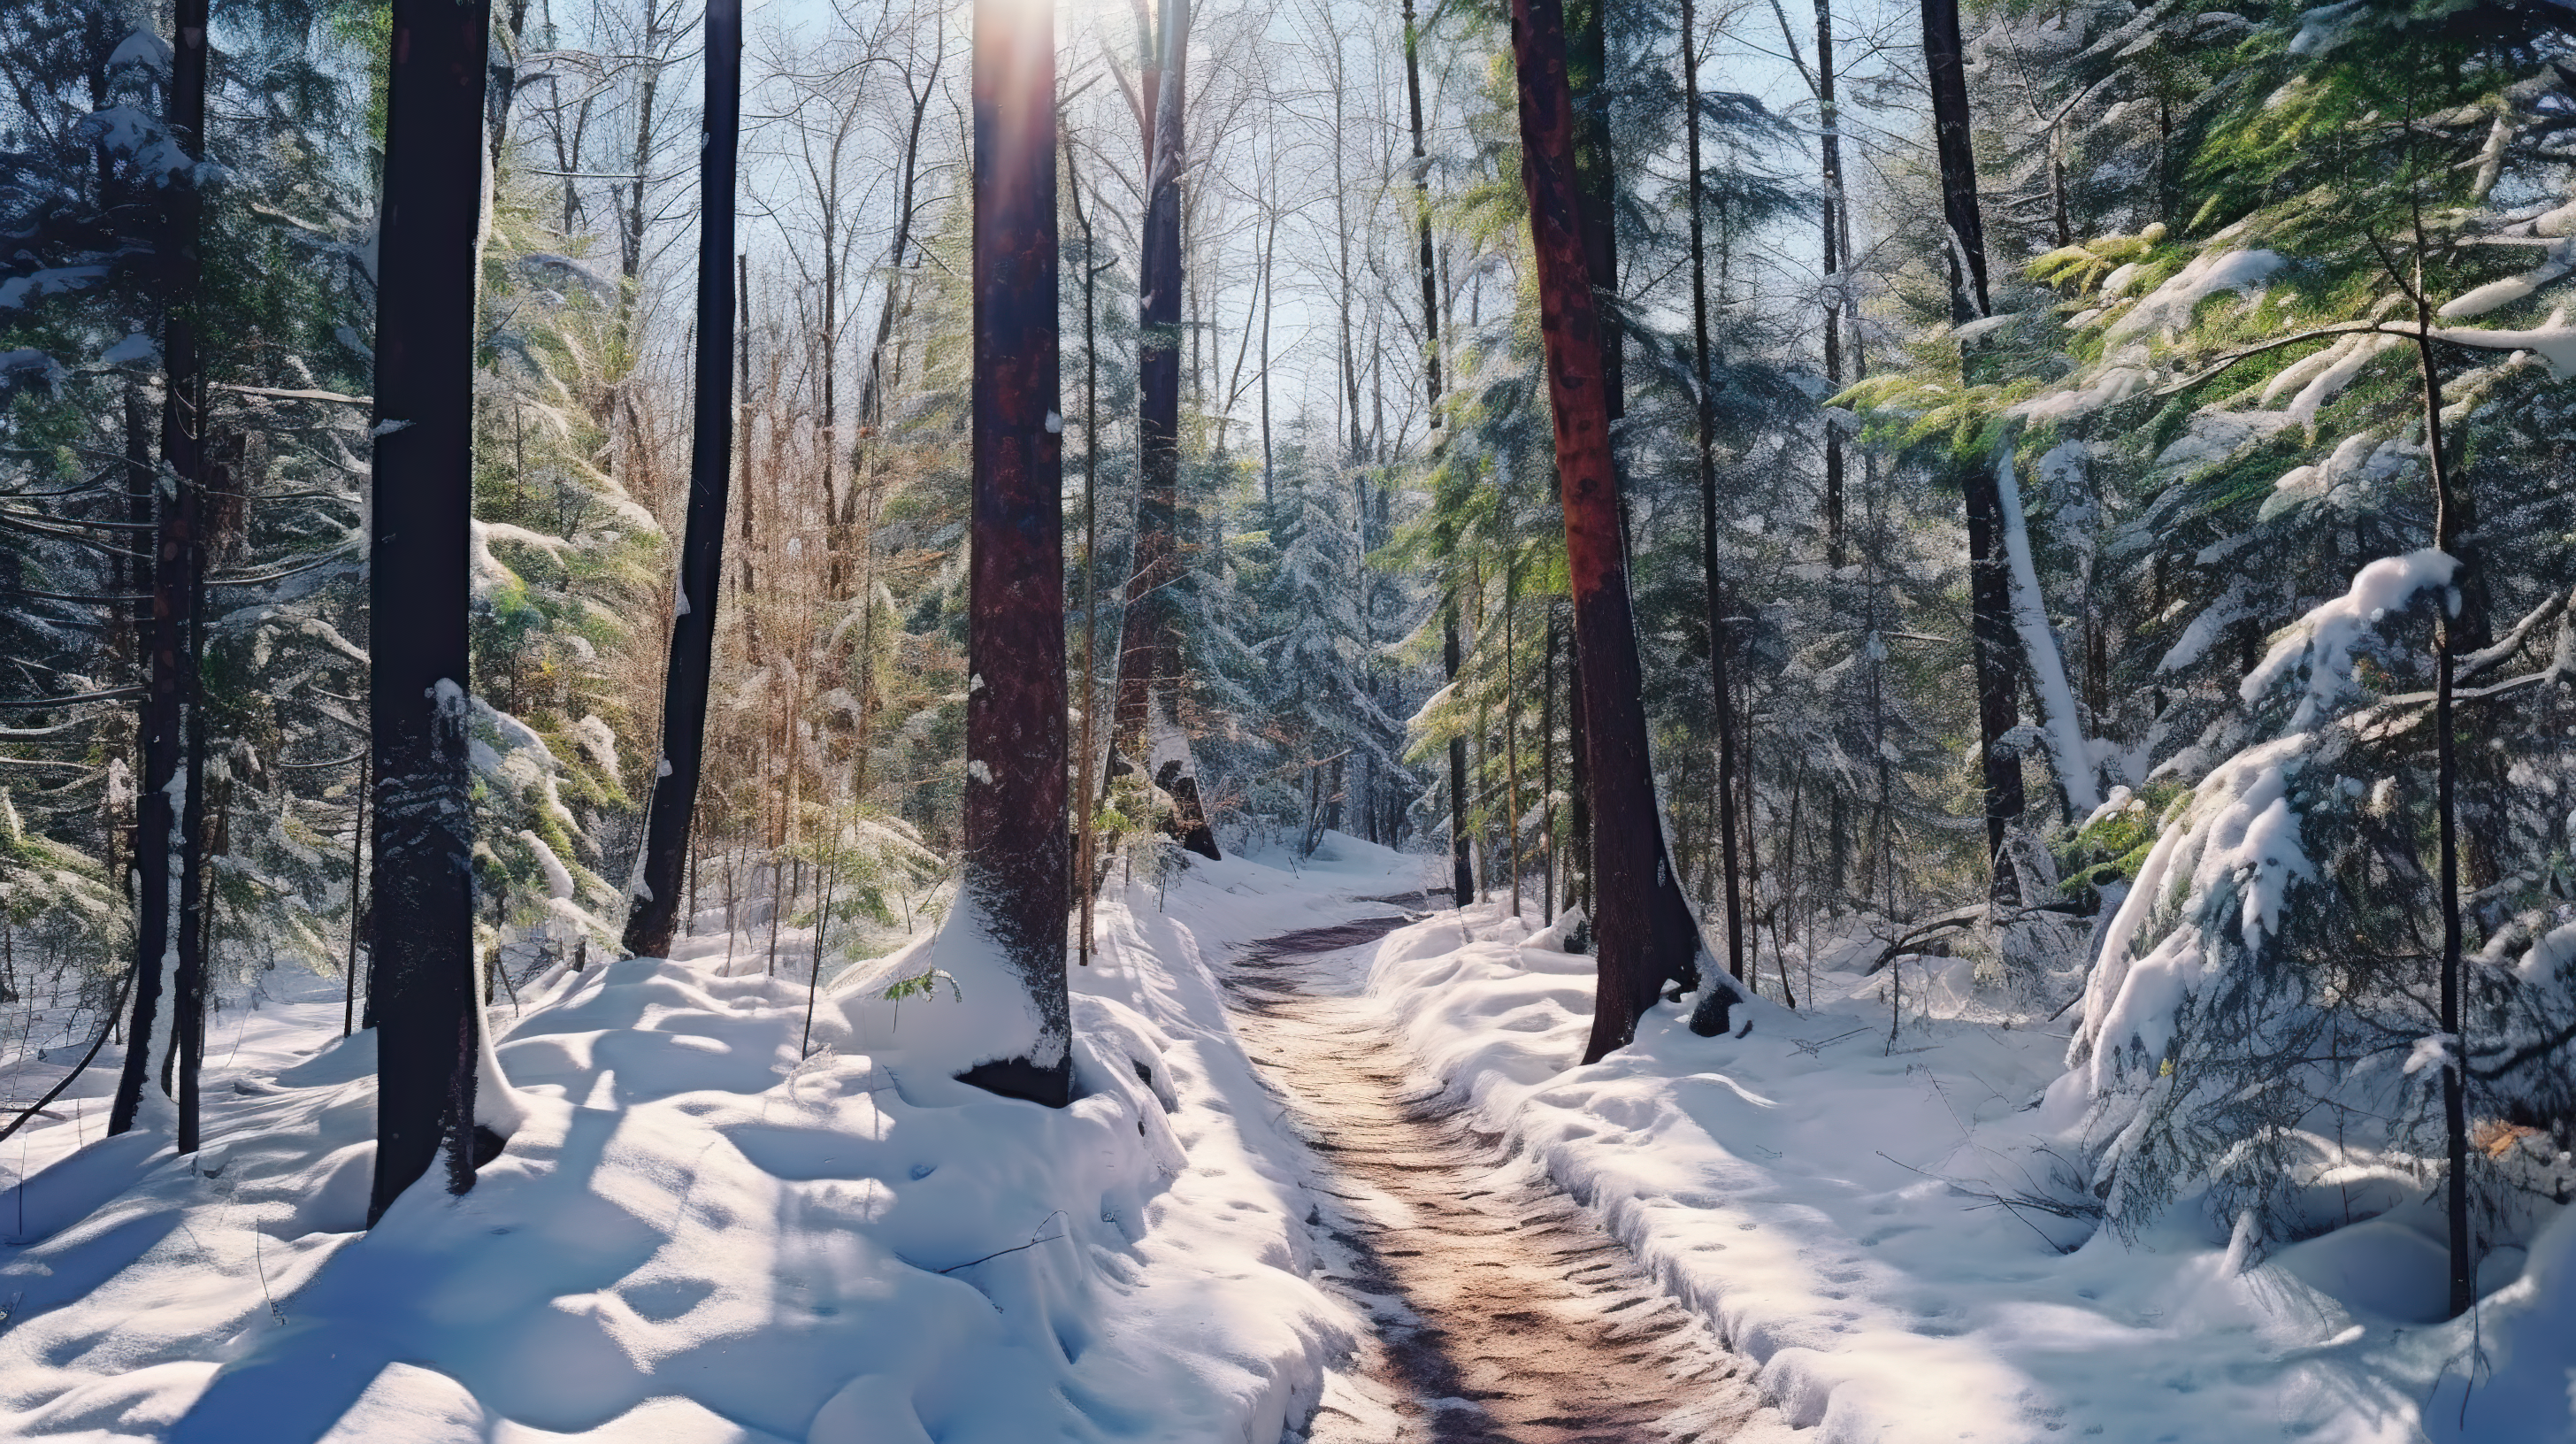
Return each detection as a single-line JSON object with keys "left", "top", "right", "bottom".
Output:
{"left": 368, "top": 0, "right": 495, "bottom": 1222}
{"left": 1260, "top": 173, "right": 1276, "bottom": 508}
{"left": 1682, "top": 0, "right": 1744, "bottom": 986}
{"left": 1541, "top": 612, "right": 1557, "bottom": 917}
{"left": 1445, "top": 607, "right": 1474, "bottom": 903}
{"left": 1565, "top": 0, "right": 1620, "bottom": 423}
{"left": 1505, "top": 565, "right": 1523, "bottom": 919}
{"left": 1403, "top": 0, "right": 1441, "bottom": 424}
{"left": 1108, "top": 0, "right": 1216, "bottom": 860}
{"left": 343, "top": 756, "right": 367, "bottom": 1036}
{"left": 1511, "top": 0, "right": 1709, "bottom": 1061}
{"left": 1407, "top": 0, "right": 1468, "bottom": 906}
{"left": 110, "top": 0, "right": 209, "bottom": 1139}
{"left": 1920, "top": 0, "right": 1989, "bottom": 324}
{"left": 622, "top": 0, "right": 740, "bottom": 957}
{"left": 1567, "top": 609, "right": 1589, "bottom": 914}
{"left": 962, "top": 0, "right": 1069, "bottom": 1105}
{"left": 617, "top": 4, "right": 668, "bottom": 303}
{"left": 1920, "top": 0, "right": 2021, "bottom": 899}
{"left": 1068, "top": 132, "right": 1102, "bottom": 964}
{"left": 2414, "top": 279, "right": 2472, "bottom": 1318}
{"left": 1816, "top": 0, "right": 1846, "bottom": 568}
{"left": 173, "top": 495, "right": 211, "bottom": 1151}
{"left": 734, "top": 253, "right": 758, "bottom": 664}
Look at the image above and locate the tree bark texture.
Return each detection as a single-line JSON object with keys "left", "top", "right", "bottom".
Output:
{"left": 1681, "top": 0, "right": 1744, "bottom": 987}
{"left": 1108, "top": 0, "right": 1218, "bottom": 861}
{"left": 1510, "top": 0, "right": 1706, "bottom": 1063}
{"left": 1919, "top": 0, "right": 2023, "bottom": 900}
{"left": 956, "top": 0, "right": 1071, "bottom": 1108}
{"left": 622, "top": 0, "right": 741, "bottom": 959}
{"left": 1445, "top": 609, "right": 1475, "bottom": 904}
{"left": 1817, "top": 0, "right": 1846, "bottom": 567}
{"left": 2415, "top": 298, "right": 2472, "bottom": 1318}
{"left": 368, "top": 0, "right": 494, "bottom": 1223}
{"left": 1920, "top": 0, "right": 1990, "bottom": 323}
{"left": 109, "top": 0, "right": 209, "bottom": 1140}
{"left": 1565, "top": 0, "right": 1622, "bottom": 423}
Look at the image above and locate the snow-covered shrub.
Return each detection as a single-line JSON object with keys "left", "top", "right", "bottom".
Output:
{"left": 2057, "top": 549, "right": 2576, "bottom": 1249}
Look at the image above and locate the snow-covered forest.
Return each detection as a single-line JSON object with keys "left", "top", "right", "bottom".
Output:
{"left": 2, "top": 0, "right": 2573, "bottom": 1432}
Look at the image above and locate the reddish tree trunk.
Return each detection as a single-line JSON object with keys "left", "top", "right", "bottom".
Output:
{"left": 957, "top": 0, "right": 1071, "bottom": 1106}
{"left": 1510, "top": 0, "right": 1710, "bottom": 1062}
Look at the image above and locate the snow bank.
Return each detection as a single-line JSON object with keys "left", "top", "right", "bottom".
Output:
{"left": 0, "top": 841, "right": 1430, "bottom": 1442}
{"left": 1358, "top": 902, "right": 2570, "bottom": 1443}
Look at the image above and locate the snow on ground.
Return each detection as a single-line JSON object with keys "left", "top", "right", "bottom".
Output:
{"left": 0, "top": 837, "right": 1432, "bottom": 1443}
{"left": 16, "top": 839, "right": 2557, "bottom": 1444}
{"left": 1357, "top": 901, "right": 2576, "bottom": 1444}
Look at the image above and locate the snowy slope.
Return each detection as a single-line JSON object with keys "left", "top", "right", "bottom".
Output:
{"left": 1361, "top": 903, "right": 2576, "bottom": 1444}
{"left": 0, "top": 841, "right": 1432, "bottom": 1443}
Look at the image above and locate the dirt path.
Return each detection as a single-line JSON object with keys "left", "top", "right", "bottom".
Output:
{"left": 1225, "top": 916, "right": 1774, "bottom": 1444}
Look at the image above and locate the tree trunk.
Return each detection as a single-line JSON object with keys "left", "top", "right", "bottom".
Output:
{"left": 1510, "top": 0, "right": 1709, "bottom": 1061}
{"left": 1108, "top": 0, "right": 1217, "bottom": 861}
{"left": 1566, "top": 0, "right": 1621, "bottom": 423}
{"left": 1403, "top": 0, "right": 1442, "bottom": 426}
{"left": 1921, "top": 0, "right": 1990, "bottom": 325}
{"left": 1505, "top": 565, "right": 1523, "bottom": 919}
{"left": 955, "top": 0, "right": 1070, "bottom": 1106}
{"left": 1541, "top": 611, "right": 1557, "bottom": 918}
{"left": 173, "top": 479, "right": 211, "bottom": 1152}
{"left": 622, "top": 0, "right": 740, "bottom": 958}
{"left": 1682, "top": 0, "right": 1744, "bottom": 987}
{"left": 1920, "top": 0, "right": 2023, "bottom": 900}
{"left": 2414, "top": 278, "right": 2472, "bottom": 1318}
{"left": 1068, "top": 131, "right": 1103, "bottom": 963}
{"left": 367, "top": 0, "right": 495, "bottom": 1222}
{"left": 1445, "top": 607, "right": 1474, "bottom": 905}
{"left": 109, "top": 0, "right": 209, "bottom": 1141}
{"left": 1817, "top": 0, "right": 1846, "bottom": 568}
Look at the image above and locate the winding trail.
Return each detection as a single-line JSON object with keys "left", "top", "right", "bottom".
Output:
{"left": 1224, "top": 912, "right": 1773, "bottom": 1444}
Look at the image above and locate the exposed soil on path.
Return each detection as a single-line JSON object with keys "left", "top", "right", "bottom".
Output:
{"left": 1226, "top": 914, "right": 1771, "bottom": 1444}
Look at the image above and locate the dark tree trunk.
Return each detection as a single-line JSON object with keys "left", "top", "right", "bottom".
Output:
{"left": 1510, "top": 0, "right": 1707, "bottom": 1063}
{"left": 1108, "top": 0, "right": 1217, "bottom": 861}
{"left": 111, "top": 0, "right": 209, "bottom": 1141}
{"left": 1920, "top": 0, "right": 1990, "bottom": 325}
{"left": 368, "top": 0, "right": 496, "bottom": 1223}
{"left": 621, "top": 0, "right": 740, "bottom": 959}
{"left": 1681, "top": 0, "right": 1744, "bottom": 987}
{"left": 1068, "top": 132, "right": 1104, "bottom": 964}
{"left": 1920, "top": 0, "right": 2022, "bottom": 901}
{"left": 1817, "top": 0, "right": 1846, "bottom": 568}
{"left": 1403, "top": 0, "right": 1441, "bottom": 423}
{"left": 1407, "top": 0, "right": 1468, "bottom": 909}
{"left": 1540, "top": 612, "right": 1557, "bottom": 916}
{"left": 2414, "top": 291, "right": 2473, "bottom": 1318}
{"left": 955, "top": 0, "right": 1070, "bottom": 1107}
{"left": 1567, "top": 610, "right": 1589, "bottom": 916}
{"left": 1966, "top": 461, "right": 2025, "bottom": 901}
{"left": 1445, "top": 608, "right": 1474, "bottom": 905}
{"left": 173, "top": 475, "right": 212, "bottom": 1153}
